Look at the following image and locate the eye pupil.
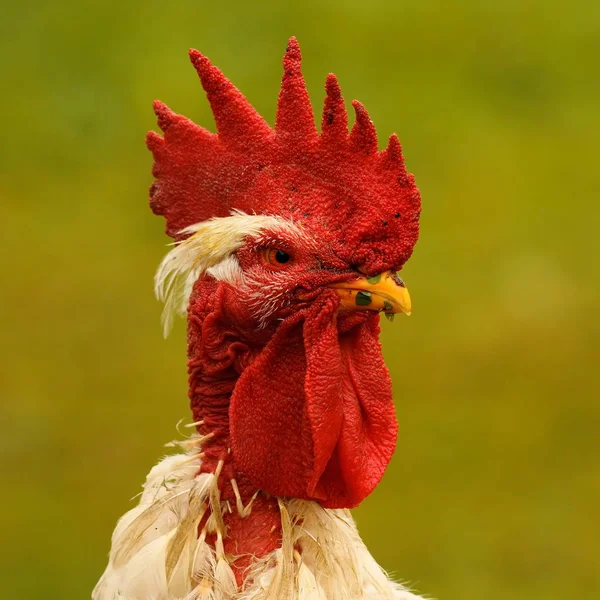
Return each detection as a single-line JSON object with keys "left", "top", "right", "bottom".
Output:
{"left": 262, "top": 247, "right": 292, "bottom": 268}
{"left": 275, "top": 250, "right": 290, "bottom": 264}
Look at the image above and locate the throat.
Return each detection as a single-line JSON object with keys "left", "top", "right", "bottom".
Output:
{"left": 187, "top": 277, "right": 265, "bottom": 479}
{"left": 187, "top": 284, "right": 268, "bottom": 497}
{"left": 187, "top": 279, "right": 281, "bottom": 583}
{"left": 188, "top": 372, "right": 282, "bottom": 585}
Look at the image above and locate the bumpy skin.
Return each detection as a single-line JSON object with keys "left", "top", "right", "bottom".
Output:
{"left": 189, "top": 278, "right": 398, "bottom": 508}
{"left": 146, "top": 38, "right": 422, "bottom": 585}
{"left": 147, "top": 39, "right": 421, "bottom": 275}
{"left": 188, "top": 278, "right": 398, "bottom": 581}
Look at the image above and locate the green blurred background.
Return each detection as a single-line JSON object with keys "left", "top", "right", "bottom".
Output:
{"left": 2, "top": 1, "right": 599, "bottom": 598}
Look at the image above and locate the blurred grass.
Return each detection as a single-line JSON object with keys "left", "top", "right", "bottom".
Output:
{"left": 1, "top": 1, "right": 599, "bottom": 598}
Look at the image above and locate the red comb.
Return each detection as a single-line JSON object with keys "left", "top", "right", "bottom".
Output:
{"left": 147, "top": 37, "right": 421, "bottom": 272}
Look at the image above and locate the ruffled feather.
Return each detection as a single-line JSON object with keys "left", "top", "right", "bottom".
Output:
{"left": 93, "top": 437, "right": 425, "bottom": 600}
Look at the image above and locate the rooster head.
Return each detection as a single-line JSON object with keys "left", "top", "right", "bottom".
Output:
{"left": 148, "top": 38, "right": 421, "bottom": 509}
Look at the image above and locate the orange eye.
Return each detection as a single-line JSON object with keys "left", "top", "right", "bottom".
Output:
{"left": 263, "top": 248, "right": 291, "bottom": 268}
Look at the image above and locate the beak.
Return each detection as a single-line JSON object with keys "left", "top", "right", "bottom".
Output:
{"left": 329, "top": 271, "right": 412, "bottom": 318}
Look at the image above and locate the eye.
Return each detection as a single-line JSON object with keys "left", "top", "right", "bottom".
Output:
{"left": 262, "top": 247, "right": 292, "bottom": 268}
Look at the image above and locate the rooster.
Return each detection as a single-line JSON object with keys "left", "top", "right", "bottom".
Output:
{"left": 93, "top": 38, "right": 423, "bottom": 600}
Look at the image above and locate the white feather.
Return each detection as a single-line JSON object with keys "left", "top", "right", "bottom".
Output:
{"left": 214, "top": 558, "right": 238, "bottom": 600}
{"left": 154, "top": 211, "right": 303, "bottom": 336}
{"left": 94, "top": 436, "right": 426, "bottom": 600}
{"left": 94, "top": 531, "right": 174, "bottom": 600}
{"left": 191, "top": 533, "right": 216, "bottom": 585}
{"left": 295, "top": 560, "right": 325, "bottom": 600}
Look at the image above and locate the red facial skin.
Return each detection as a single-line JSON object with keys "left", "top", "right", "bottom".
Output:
{"left": 146, "top": 38, "right": 421, "bottom": 586}
{"left": 188, "top": 230, "right": 398, "bottom": 583}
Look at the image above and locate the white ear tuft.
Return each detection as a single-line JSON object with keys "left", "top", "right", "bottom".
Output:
{"left": 155, "top": 211, "right": 300, "bottom": 336}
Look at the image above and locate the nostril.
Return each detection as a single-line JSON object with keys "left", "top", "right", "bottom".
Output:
{"left": 390, "top": 272, "right": 406, "bottom": 287}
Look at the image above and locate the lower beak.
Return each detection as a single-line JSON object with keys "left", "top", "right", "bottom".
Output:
{"left": 329, "top": 271, "right": 412, "bottom": 318}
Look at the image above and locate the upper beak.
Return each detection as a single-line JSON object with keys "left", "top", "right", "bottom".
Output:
{"left": 329, "top": 271, "right": 412, "bottom": 318}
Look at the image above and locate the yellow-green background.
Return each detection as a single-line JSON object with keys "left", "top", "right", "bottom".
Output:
{"left": 2, "top": 1, "right": 598, "bottom": 598}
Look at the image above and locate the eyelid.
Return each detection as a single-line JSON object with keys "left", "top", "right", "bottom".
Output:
{"left": 261, "top": 237, "right": 292, "bottom": 250}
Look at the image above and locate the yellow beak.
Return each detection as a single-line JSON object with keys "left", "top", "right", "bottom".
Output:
{"left": 329, "top": 271, "right": 412, "bottom": 319}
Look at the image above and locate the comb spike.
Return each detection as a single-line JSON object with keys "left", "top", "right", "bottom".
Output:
{"left": 380, "top": 133, "right": 409, "bottom": 183}
{"left": 148, "top": 41, "right": 421, "bottom": 268}
{"left": 146, "top": 130, "right": 165, "bottom": 155}
{"left": 349, "top": 100, "right": 378, "bottom": 155}
{"left": 153, "top": 101, "right": 177, "bottom": 132}
{"left": 380, "top": 133, "right": 406, "bottom": 168}
{"left": 385, "top": 133, "right": 403, "bottom": 161}
{"left": 189, "top": 48, "right": 272, "bottom": 143}
{"left": 321, "top": 73, "right": 348, "bottom": 143}
{"left": 275, "top": 37, "right": 317, "bottom": 142}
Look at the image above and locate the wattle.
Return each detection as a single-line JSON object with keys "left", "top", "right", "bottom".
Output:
{"left": 229, "top": 291, "right": 398, "bottom": 508}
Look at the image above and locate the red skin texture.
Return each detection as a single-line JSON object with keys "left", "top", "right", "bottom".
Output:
{"left": 189, "top": 278, "right": 397, "bottom": 507}
{"left": 188, "top": 278, "right": 398, "bottom": 582}
{"left": 147, "top": 38, "right": 421, "bottom": 276}
{"left": 200, "top": 495, "right": 282, "bottom": 587}
{"left": 230, "top": 292, "right": 398, "bottom": 506}
{"left": 148, "top": 38, "right": 420, "bottom": 583}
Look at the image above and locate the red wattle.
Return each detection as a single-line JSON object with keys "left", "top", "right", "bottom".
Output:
{"left": 229, "top": 292, "right": 398, "bottom": 508}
